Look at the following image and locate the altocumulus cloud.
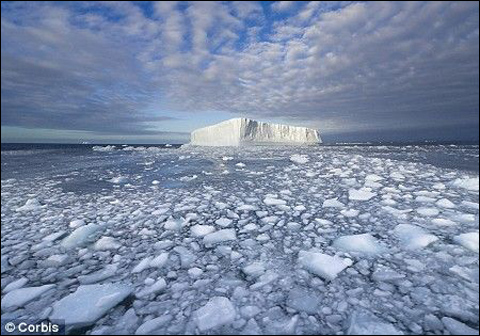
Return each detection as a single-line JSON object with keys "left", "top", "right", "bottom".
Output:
{"left": 1, "top": 1, "right": 479, "bottom": 141}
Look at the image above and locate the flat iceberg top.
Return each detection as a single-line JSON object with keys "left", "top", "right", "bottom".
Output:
{"left": 190, "top": 118, "right": 321, "bottom": 146}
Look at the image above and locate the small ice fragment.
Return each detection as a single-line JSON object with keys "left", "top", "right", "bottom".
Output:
{"left": 349, "top": 188, "right": 376, "bottom": 201}
{"left": 94, "top": 237, "right": 121, "bottom": 251}
{"left": 203, "top": 229, "right": 236, "bottom": 245}
{"left": 191, "top": 225, "right": 216, "bottom": 237}
{"left": 61, "top": 224, "right": 102, "bottom": 249}
{"left": 194, "top": 297, "right": 236, "bottom": 332}
{"left": 333, "top": 233, "right": 386, "bottom": 256}
{"left": 393, "top": 224, "right": 438, "bottom": 250}
{"left": 2, "top": 285, "right": 56, "bottom": 310}
{"left": 298, "top": 251, "right": 352, "bottom": 281}
{"left": 323, "top": 198, "right": 344, "bottom": 208}
{"left": 290, "top": 154, "right": 309, "bottom": 164}
{"left": 453, "top": 232, "right": 479, "bottom": 253}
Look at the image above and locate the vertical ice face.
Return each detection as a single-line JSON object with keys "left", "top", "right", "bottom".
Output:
{"left": 190, "top": 118, "right": 322, "bottom": 146}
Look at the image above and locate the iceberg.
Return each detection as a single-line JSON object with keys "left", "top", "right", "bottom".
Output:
{"left": 190, "top": 118, "right": 321, "bottom": 146}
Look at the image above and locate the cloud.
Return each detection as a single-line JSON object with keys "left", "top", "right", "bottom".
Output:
{"left": 1, "top": 1, "right": 479, "bottom": 141}
{"left": 271, "top": 1, "right": 296, "bottom": 13}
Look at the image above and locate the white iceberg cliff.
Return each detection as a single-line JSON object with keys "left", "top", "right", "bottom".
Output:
{"left": 190, "top": 118, "right": 321, "bottom": 146}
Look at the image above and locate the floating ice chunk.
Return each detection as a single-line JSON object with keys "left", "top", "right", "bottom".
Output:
{"left": 42, "top": 230, "right": 67, "bottom": 242}
{"left": 242, "top": 262, "right": 266, "bottom": 278}
{"left": 236, "top": 204, "right": 258, "bottom": 212}
{"left": 453, "top": 232, "right": 479, "bottom": 253}
{"left": 431, "top": 218, "right": 456, "bottom": 226}
{"left": 42, "top": 254, "right": 71, "bottom": 267}
{"left": 461, "top": 201, "right": 479, "bottom": 210}
{"left": 150, "top": 253, "right": 169, "bottom": 268}
{"left": 436, "top": 198, "right": 456, "bottom": 209}
{"left": 194, "top": 297, "right": 236, "bottom": 332}
{"left": 164, "top": 217, "right": 184, "bottom": 230}
{"left": 16, "top": 199, "right": 44, "bottom": 212}
{"left": 108, "top": 176, "right": 129, "bottom": 184}
{"left": 191, "top": 225, "right": 216, "bottom": 237}
{"left": 366, "top": 174, "right": 383, "bottom": 182}
{"left": 451, "top": 177, "right": 479, "bottom": 191}
{"left": 135, "top": 315, "right": 172, "bottom": 335}
{"left": 415, "top": 195, "right": 436, "bottom": 203}
{"left": 136, "top": 278, "right": 167, "bottom": 298}
{"left": 372, "top": 267, "right": 405, "bottom": 282}
{"left": 50, "top": 284, "right": 133, "bottom": 329}
{"left": 222, "top": 156, "right": 234, "bottom": 161}
{"left": 215, "top": 217, "right": 233, "bottom": 227}
{"left": 323, "top": 198, "right": 345, "bottom": 208}
{"left": 204, "top": 229, "right": 236, "bottom": 246}
{"left": 264, "top": 197, "right": 287, "bottom": 206}
{"left": 69, "top": 219, "right": 85, "bottom": 229}
{"left": 132, "top": 257, "right": 154, "bottom": 273}
{"left": 236, "top": 162, "right": 246, "bottom": 168}
{"left": 416, "top": 207, "right": 440, "bottom": 217}
{"left": 393, "top": 224, "right": 438, "bottom": 250}
{"left": 93, "top": 145, "right": 116, "bottom": 152}
{"left": 250, "top": 270, "right": 279, "bottom": 289}
{"left": 61, "top": 224, "right": 101, "bottom": 249}
{"left": 286, "top": 287, "right": 320, "bottom": 314}
{"left": 293, "top": 205, "right": 306, "bottom": 211}
{"left": 78, "top": 264, "right": 118, "bottom": 285}
{"left": 333, "top": 234, "right": 386, "bottom": 256}
{"left": 341, "top": 209, "right": 360, "bottom": 217}
{"left": 173, "top": 246, "right": 196, "bottom": 268}
{"left": 442, "top": 317, "right": 478, "bottom": 335}
{"left": 179, "top": 175, "right": 198, "bottom": 182}
{"left": 349, "top": 188, "right": 376, "bottom": 201}
{"left": 290, "top": 154, "right": 309, "bottom": 164}
{"left": 2, "top": 285, "right": 56, "bottom": 310}
{"left": 94, "top": 237, "right": 121, "bottom": 251}
{"left": 3, "top": 277, "right": 29, "bottom": 293}
{"left": 298, "top": 251, "right": 352, "bottom": 281}
{"left": 188, "top": 267, "right": 204, "bottom": 278}
{"left": 347, "top": 309, "right": 404, "bottom": 335}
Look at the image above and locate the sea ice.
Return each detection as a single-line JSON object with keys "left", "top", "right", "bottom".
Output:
{"left": 264, "top": 197, "right": 287, "bottom": 206}
{"left": 16, "top": 199, "right": 44, "bottom": 212}
{"left": 451, "top": 176, "right": 479, "bottom": 191}
{"left": 203, "top": 229, "right": 236, "bottom": 245}
{"left": 290, "top": 154, "right": 310, "bottom": 164}
{"left": 191, "top": 225, "right": 216, "bottom": 237}
{"left": 50, "top": 283, "right": 133, "bottom": 329}
{"left": 416, "top": 207, "right": 440, "bottom": 217}
{"left": 3, "top": 277, "right": 28, "bottom": 293}
{"left": 298, "top": 251, "right": 352, "bottom": 281}
{"left": 333, "top": 233, "right": 386, "bottom": 256}
{"left": 61, "top": 224, "right": 102, "bottom": 249}
{"left": 349, "top": 188, "right": 376, "bottom": 201}
{"left": 393, "top": 224, "right": 438, "bottom": 250}
{"left": 194, "top": 297, "right": 236, "bottom": 331}
{"left": 94, "top": 237, "right": 121, "bottom": 251}
{"left": 78, "top": 264, "right": 118, "bottom": 285}
{"left": 323, "top": 198, "right": 345, "bottom": 208}
{"left": 135, "top": 315, "right": 172, "bottom": 335}
{"left": 453, "top": 232, "right": 479, "bottom": 253}
{"left": 347, "top": 309, "right": 404, "bottom": 335}
{"left": 442, "top": 317, "right": 478, "bottom": 335}
{"left": 2, "top": 285, "right": 56, "bottom": 310}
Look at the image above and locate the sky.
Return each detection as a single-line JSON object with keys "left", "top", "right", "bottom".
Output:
{"left": 1, "top": 1, "right": 479, "bottom": 144}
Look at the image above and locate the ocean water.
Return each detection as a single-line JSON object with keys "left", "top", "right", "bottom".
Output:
{"left": 1, "top": 143, "right": 479, "bottom": 334}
